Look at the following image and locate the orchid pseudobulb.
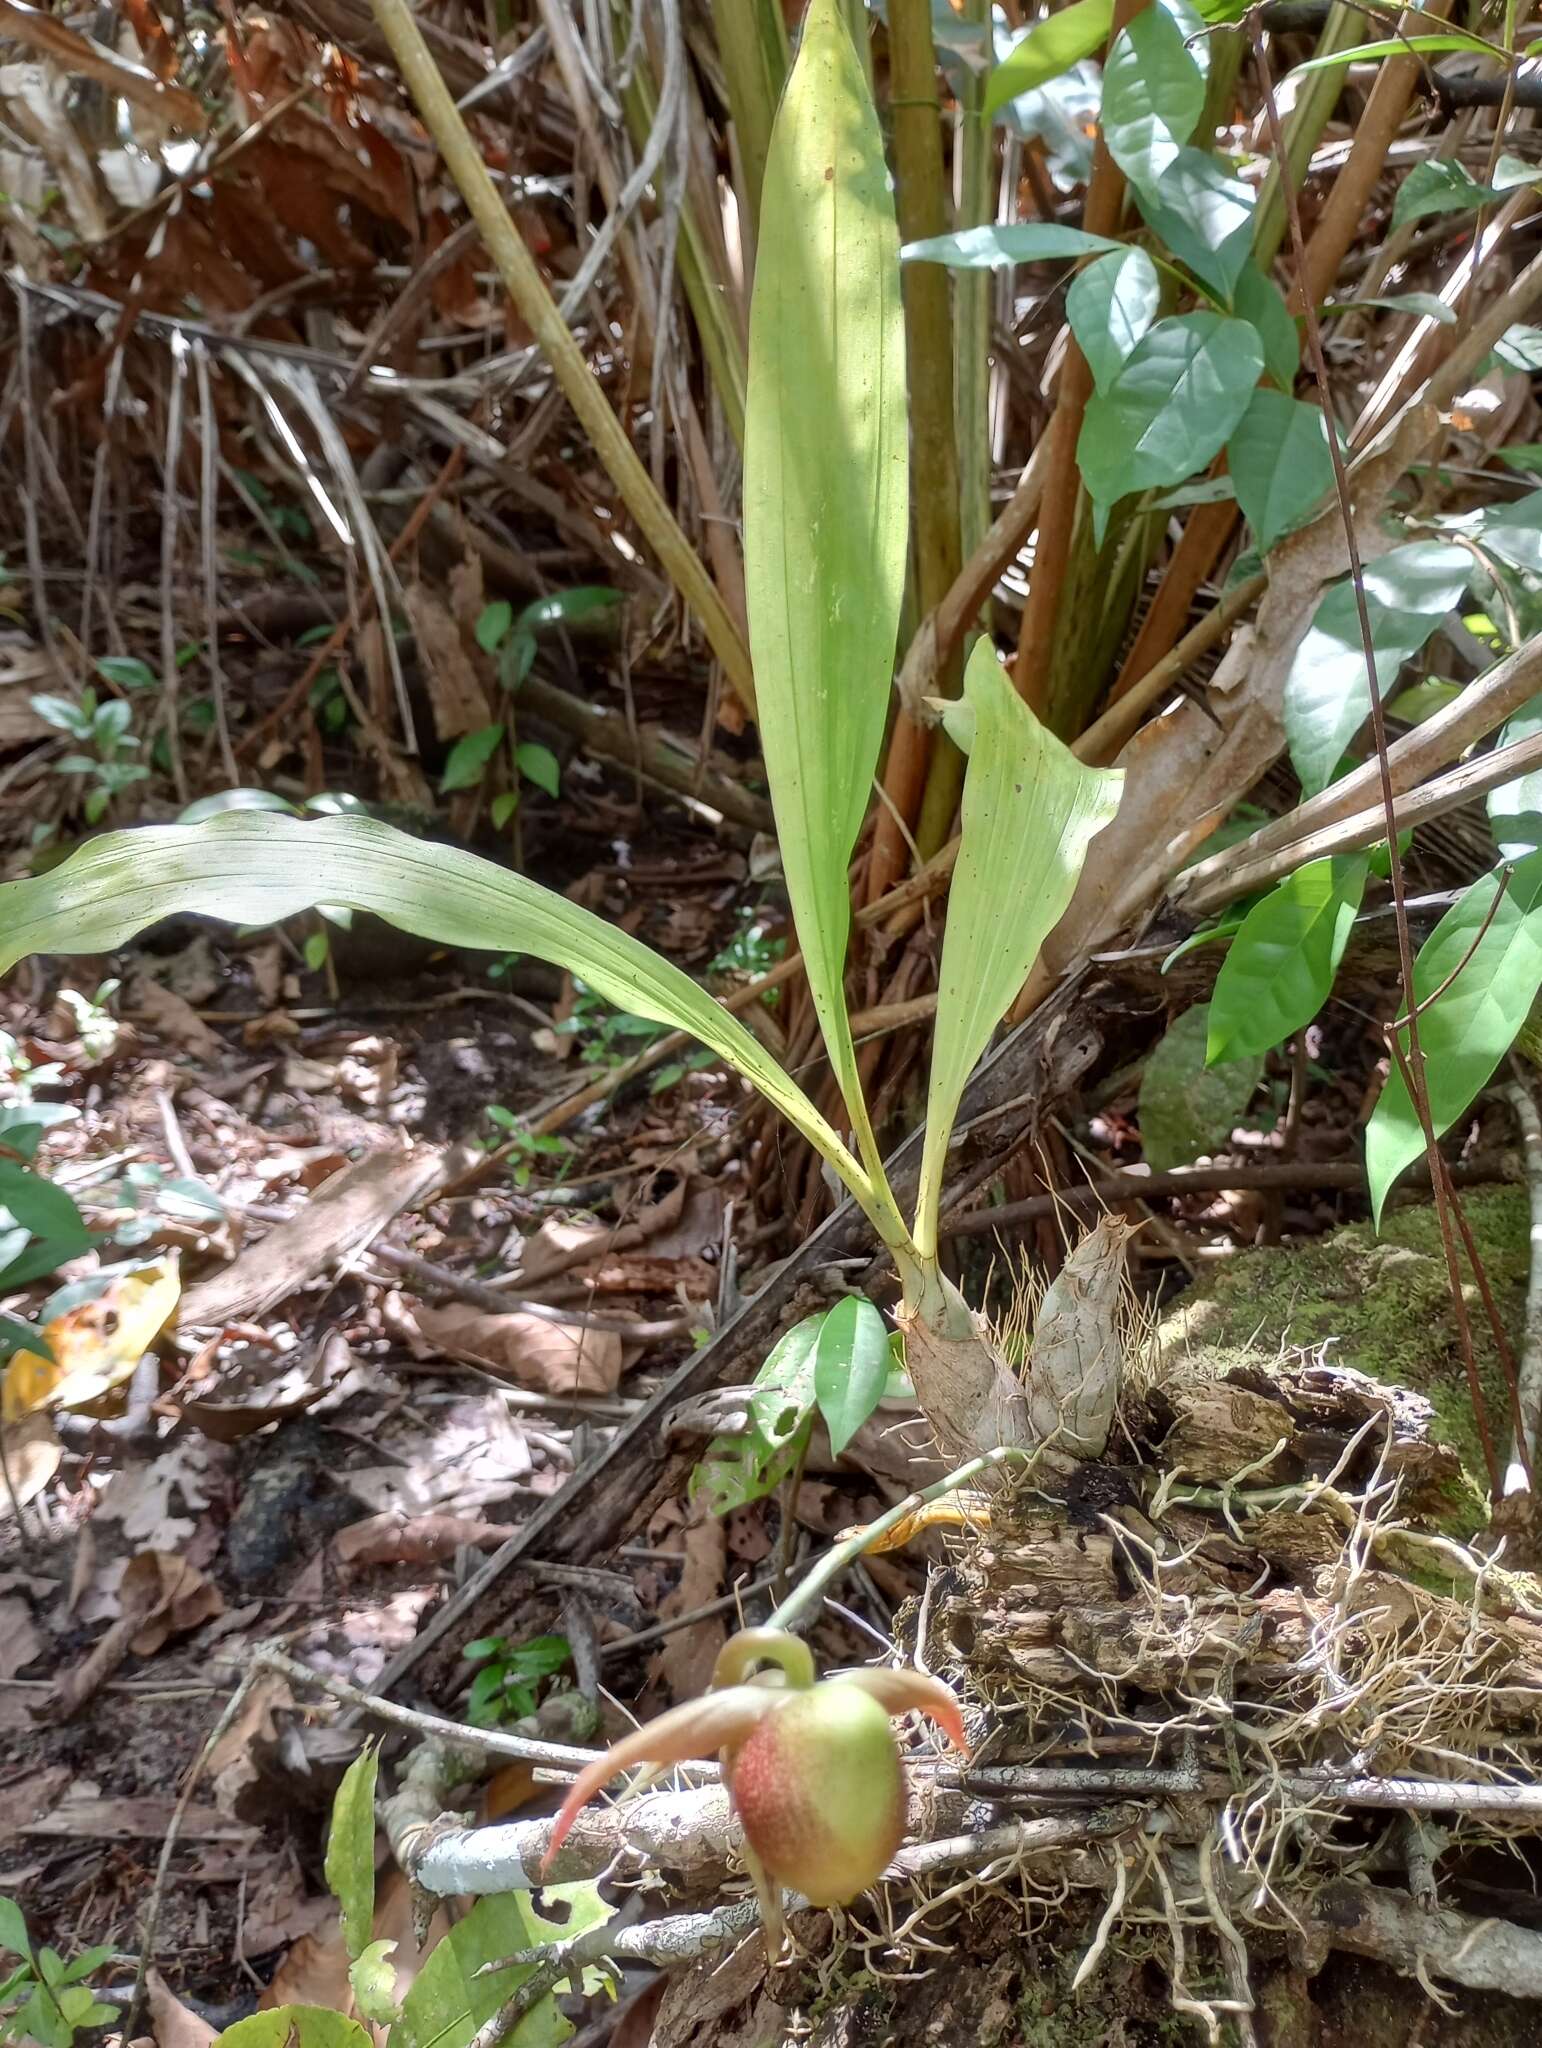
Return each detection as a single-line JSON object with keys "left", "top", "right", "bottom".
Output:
{"left": 541, "top": 1628, "right": 966, "bottom": 1942}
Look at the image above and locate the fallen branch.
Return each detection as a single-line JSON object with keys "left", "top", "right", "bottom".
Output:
{"left": 1179, "top": 720, "right": 1542, "bottom": 915}
{"left": 1177, "top": 625, "right": 1542, "bottom": 914}
{"left": 943, "top": 1155, "right": 1514, "bottom": 1235}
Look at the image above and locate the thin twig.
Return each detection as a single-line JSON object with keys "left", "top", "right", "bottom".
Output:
{"left": 1250, "top": 9, "right": 1503, "bottom": 1495}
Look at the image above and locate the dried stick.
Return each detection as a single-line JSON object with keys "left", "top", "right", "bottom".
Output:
{"left": 1501, "top": 1076, "right": 1542, "bottom": 1494}
{"left": 1180, "top": 626, "right": 1542, "bottom": 910}
{"left": 943, "top": 1156, "right": 1512, "bottom": 1234}
{"left": 364, "top": 0, "right": 755, "bottom": 714}
{"left": 1249, "top": 8, "right": 1503, "bottom": 1492}
{"left": 1182, "top": 724, "right": 1542, "bottom": 912}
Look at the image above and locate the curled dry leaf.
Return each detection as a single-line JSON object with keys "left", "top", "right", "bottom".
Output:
{"left": 409, "top": 1300, "right": 622, "bottom": 1396}
{"left": 50, "top": 1550, "right": 223, "bottom": 1716}
{"left": 145, "top": 1970, "right": 217, "bottom": 2048}
{"left": 332, "top": 1511, "right": 517, "bottom": 1572}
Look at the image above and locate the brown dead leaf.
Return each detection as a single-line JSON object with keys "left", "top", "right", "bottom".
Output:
{"left": 146, "top": 1971, "right": 217, "bottom": 2048}
{"left": 242, "top": 1846, "right": 337, "bottom": 1954}
{"left": 126, "top": 976, "right": 225, "bottom": 1059}
{"left": 403, "top": 581, "right": 491, "bottom": 740}
{"left": 0, "top": 1763, "right": 68, "bottom": 1842}
{"left": 333, "top": 1511, "right": 517, "bottom": 1572}
{"left": 21, "top": 1781, "right": 255, "bottom": 1842}
{"left": 647, "top": 1500, "right": 725, "bottom": 1703}
{"left": 0, "top": 1413, "right": 61, "bottom": 1518}
{"left": 0, "top": 1597, "right": 41, "bottom": 1679}
{"left": 410, "top": 1301, "right": 621, "bottom": 1396}
{"left": 181, "top": 1331, "right": 363, "bottom": 1443}
{"left": 207, "top": 1670, "right": 295, "bottom": 1814}
{"left": 259, "top": 1928, "right": 352, "bottom": 2015}
{"left": 50, "top": 1550, "right": 223, "bottom": 1715}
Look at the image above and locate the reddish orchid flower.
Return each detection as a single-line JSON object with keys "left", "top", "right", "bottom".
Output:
{"left": 542, "top": 1628, "right": 965, "bottom": 1948}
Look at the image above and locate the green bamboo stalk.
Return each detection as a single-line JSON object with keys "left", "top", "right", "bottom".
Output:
{"left": 889, "top": 0, "right": 965, "bottom": 859}
{"left": 954, "top": 0, "right": 993, "bottom": 572}
{"left": 366, "top": 0, "right": 755, "bottom": 714}
{"left": 709, "top": 0, "right": 789, "bottom": 246}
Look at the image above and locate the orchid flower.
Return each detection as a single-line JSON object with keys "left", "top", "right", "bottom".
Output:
{"left": 542, "top": 1628, "right": 966, "bottom": 1949}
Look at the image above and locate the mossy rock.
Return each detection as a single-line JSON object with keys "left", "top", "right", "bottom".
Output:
{"left": 1155, "top": 1185, "right": 1528, "bottom": 1527}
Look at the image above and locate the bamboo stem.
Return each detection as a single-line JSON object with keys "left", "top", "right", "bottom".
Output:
{"left": 868, "top": 0, "right": 964, "bottom": 896}
{"left": 365, "top": 0, "right": 755, "bottom": 715}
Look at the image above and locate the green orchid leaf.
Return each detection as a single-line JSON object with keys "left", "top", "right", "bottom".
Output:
{"left": 743, "top": 0, "right": 907, "bottom": 1222}
{"left": 0, "top": 812, "right": 876, "bottom": 1226}
{"left": 914, "top": 644, "right": 1122, "bottom": 1254}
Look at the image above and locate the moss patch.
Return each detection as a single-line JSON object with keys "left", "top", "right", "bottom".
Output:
{"left": 1155, "top": 1186, "right": 1528, "bottom": 1525}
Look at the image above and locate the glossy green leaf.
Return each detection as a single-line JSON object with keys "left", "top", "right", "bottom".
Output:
{"left": 985, "top": 0, "right": 1115, "bottom": 113}
{"left": 1494, "top": 324, "right": 1542, "bottom": 373}
{"left": 395, "top": 1883, "right": 611, "bottom": 2048}
{"left": 1282, "top": 543, "right": 1472, "bottom": 795}
{"left": 1391, "top": 157, "right": 1508, "bottom": 232}
{"left": 1078, "top": 314, "right": 1263, "bottom": 540}
{"left": 94, "top": 656, "right": 157, "bottom": 690}
{"left": 0, "top": 1163, "right": 87, "bottom": 1250}
{"left": 813, "top": 1294, "right": 891, "bottom": 1456}
{"left": 1102, "top": 0, "right": 1205, "bottom": 187}
{"left": 1139, "top": 1004, "right": 1262, "bottom": 1171}
{"left": 0, "top": 1899, "right": 30, "bottom": 1960}
{"left": 1226, "top": 390, "right": 1334, "bottom": 554}
{"left": 1208, "top": 855, "right": 1368, "bottom": 1062}
{"left": 440, "top": 724, "right": 503, "bottom": 793}
{"left": 1366, "top": 851, "right": 1542, "bottom": 1224}
{"left": 1233, "top": 264, "right": 1300, "bottom": 388}
{"left": 518, "top": 587, "right": 621, "bottom": 632}
{"left": 1067, "top": 247, "right": 1161, "bottom": 393}
{"left": 324, "top": 1742, "right": 378, "bottom": 1961}
{"left": 985, "top": 0, "right": 1244, "bottom": 114}
{"left": 692, "top": 1312, "right": 823, "bottom": 1514}
{"left": 744, "top": 0, "right": 906, "bottom": 1192}
{"left": 215, "top": 2009, "right": 373, "bottom": 2048}
{"left": 0, "top": 812, "right": 876, "bottom": 1225}
{"left": 475, "top": 602, "right": 513, "bottom": 652}
{"left": 915, "top": 644, "right": 1122, "bottom": 1252}
{"left": 1329, "top": 292, "right": 1456, "bottom": 326}
{"left": 902, "top": 223, "right": 1123, "bottom": 268}
{"left": 1136, "top": 150, "right": 1256, "bottom": 299}
{"left": 516, "top": 741, "right": 560, "bottom": 798}
{"left": 1488, "top": 697, "right": 1542, "bottom": 859}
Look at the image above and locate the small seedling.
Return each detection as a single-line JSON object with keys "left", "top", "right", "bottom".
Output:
{"left": 0, "top": 1900, "right": 118, "bottom": 2048}
{"left": 461, "top": 1631, "right": 572, "bottom": 1726}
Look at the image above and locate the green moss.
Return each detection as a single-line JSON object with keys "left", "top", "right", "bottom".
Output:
{"left": 1155, "top": 1187, "right": 1528, "bottom": 1528}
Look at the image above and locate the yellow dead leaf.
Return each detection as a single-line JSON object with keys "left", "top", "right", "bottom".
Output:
{"left": 1, "top": 1256, "right": 181, "bottom": 1422}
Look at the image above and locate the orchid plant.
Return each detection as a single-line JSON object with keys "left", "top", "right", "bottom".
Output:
{"left": 0, "top": 0, "right": 1121, "bottom": 1460}
{"left": 542, "top": 1628, "right": 965, "bottom": 1950}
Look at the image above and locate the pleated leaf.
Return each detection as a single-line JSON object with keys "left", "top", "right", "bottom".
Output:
{"left": 914, "top": 645, "right": 1123, "bottom": 1253}
{"left": 743, "top": 0, "right": 907, "bottom": 1151}
{"left": 0, "top": 813, "right": 874, "bottom": 1215}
